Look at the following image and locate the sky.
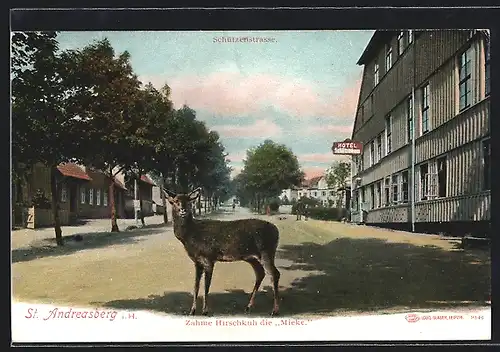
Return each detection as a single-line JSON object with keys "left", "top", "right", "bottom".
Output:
{"left": 56, "top": 30, "right": 374, "bottom": 179}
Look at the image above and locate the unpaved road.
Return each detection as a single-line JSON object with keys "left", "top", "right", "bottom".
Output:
{"left": 12, "top": 207, "right": 491, "bottom": 318}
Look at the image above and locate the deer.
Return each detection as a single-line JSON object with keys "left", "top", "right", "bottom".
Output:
{"left": 164, "top": 187, "right": 281, "bottom": 317}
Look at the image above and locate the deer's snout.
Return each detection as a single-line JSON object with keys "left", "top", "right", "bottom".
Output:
{"left": 179, "top": 208, "right": 188, "bottom": 217}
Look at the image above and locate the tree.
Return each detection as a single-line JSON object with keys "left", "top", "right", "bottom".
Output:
{"left": 125, "top": 83, "right": 172, "bottom": 226}
{"left": 12, "top": 31, "right": 83, "bottom": 246}
{"left": 239, "top": 140, "right": 304, "bottom": 213}
{"left": 325, "top": 160, "right": 351, "bottom": 208}
{"left": 61, "top": 38, "right": 142, "bottom": 232}
{"left": 143, "top": 82, "right": 175, "bottom": 224}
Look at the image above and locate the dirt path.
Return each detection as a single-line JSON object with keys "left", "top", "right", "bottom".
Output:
{"left": 12, "top": 208, "right": 490, "bottom": 317}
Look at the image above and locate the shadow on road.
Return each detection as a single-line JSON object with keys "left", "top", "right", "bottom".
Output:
{"left": 12, "top": 223, "right": 170, "bottom": 264}
{"left": 100, "top": 237, "right": 490, "bottom": 316}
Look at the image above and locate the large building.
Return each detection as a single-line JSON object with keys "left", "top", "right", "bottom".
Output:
{"left": 280, "top": 175, "right": 351, "bottom": 208}
{"left": 349, "top": 30, "right": 490, "bottom": 236}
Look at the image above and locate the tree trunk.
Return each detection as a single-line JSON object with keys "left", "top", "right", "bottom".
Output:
{"left": 109, "top": 168, "right": 119, "bottom": 232}
{"left": 198, "top": 193, "right": 202, "bottom": 216}
{"left": 160, "top": 173, "right": 168, "bottom": 224}
{"left": 50, "top": 165, "right": 64, "bottom": 246}
{"left": 204, "top": 193, "right": 207, "bottom": 214}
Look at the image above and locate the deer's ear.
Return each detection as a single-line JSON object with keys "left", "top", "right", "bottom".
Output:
{"left": 164, "top": 189, "right": 176, "bottom": 204}
{"left": 189, "top": 187, "right": 202, "bottom": 202}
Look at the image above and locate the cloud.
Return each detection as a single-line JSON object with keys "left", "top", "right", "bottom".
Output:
{"left": 230, "top": 166, "right": 242, "bottom": 179}
{"left": 301, "top": 166, "right": 327, "bottom": 180}
{"left": 227, "top": 151, "right": 247, "bottom": 163}
{"left": 211, "top": 119, "right": 282, "bottom": 139}
{"left": 305, "top": 124, "right": 354, "bottom": 135}
{"left": 139, "top": 70, "right": 361, "bottom": 120}
{"left": 298, "top": 153, "right": 349, "bottom": 164}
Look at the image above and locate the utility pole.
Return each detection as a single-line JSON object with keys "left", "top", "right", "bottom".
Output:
{"left": 134, "top": 178, "right": 139, "bottom": 227}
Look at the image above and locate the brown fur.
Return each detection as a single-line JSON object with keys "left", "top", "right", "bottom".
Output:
{"left": 165, "top": 187, "right": 281, "bottom": 316}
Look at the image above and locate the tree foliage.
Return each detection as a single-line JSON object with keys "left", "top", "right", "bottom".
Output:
{"left": 12, "top": 33, "right": 233, "bottom": 241}
{"left": 235, "top": 140, "right": 304, "bottom": 211}
{"left": 325, "top": 160, "right": 350, "bottom": 190}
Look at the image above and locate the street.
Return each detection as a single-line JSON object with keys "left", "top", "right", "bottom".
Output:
{"left": 12, "top": 206, "right": 491, "bottom": 318}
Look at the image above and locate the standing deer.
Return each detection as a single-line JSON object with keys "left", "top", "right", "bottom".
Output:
{"left": 164, "top": 187, "right": 281, "bottom": 316}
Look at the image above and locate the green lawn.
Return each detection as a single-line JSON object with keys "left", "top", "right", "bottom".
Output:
{"left": 12, "top": 215, "right": 491, "bottom": 317}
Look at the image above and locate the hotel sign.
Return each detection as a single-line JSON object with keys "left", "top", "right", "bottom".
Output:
{"left": 331, "top": 141, "right": 363, "bottom": 155}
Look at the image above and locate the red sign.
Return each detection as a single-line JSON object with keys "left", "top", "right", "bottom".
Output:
{"left": 332, "top": 141, "right": 363, "bottom": 155}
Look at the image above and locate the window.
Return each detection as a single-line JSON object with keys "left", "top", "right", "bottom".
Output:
{"left": 89, "top": 189, "right": 94, "bottom": 205}
{"left": 392, "top": 175, "right": 399, "bottom": 203}
{"left": 483, "top": 139, "right": 491, "bottom": 190}
{"left": 385, "top": 44, "right": 393, "bottom": 72}
{"left": 437, "top": 157, "right": 447, "bottom": 197}
{"left": 314, "top": 192, "right": 317, "bottom": 197}
{"left": 370, "top": 184, "right": 375, "bottom": 209}
{"left": 376, "top": 181, "right": 382, "bottom": 208}
{"left": 420, "top": 164, "right": 429, "bottom": 201}
{"left": 427, "top": 161, "right": 438, "bottom": 199}
{"left": 329, "top": 191, "right": 334, "bottom": 196}
{"left": 322, "top": 191, "right": 326, "bottom": 196}
{"left": 96, "top": 189, "right": 101, "bottom": 206}
{"left": 374, "top": 61, "right": 379, "bottom": 86}
{"left": 401, "top": 171, "right": 409, "bottom": 203}
{"left": 421, "top": 83, "right": 430, "bottom": 134}
{"left": 397, "top": 31, "right": 405, "bottom": 56}
{"left": 370, "top": 95, "right": 374, "bottom": 114}
{"left": 360, "top": 104, "right": 365, "bottom": 122}
{"left": 61, "top": 186, "right": 67, "bottom": 202}
{"left": 407, "top": 95, "right": 414, "bottom": 142}
{"left": 384, "top": 178, "right": 390, "bottom": 207}
{"left": 459, "top": 47, "right": 473, "bottom": 110}
{"left": 485, "top": 38, "right": 490, "bottom": 96}
{"left": 408, "top": 30, "right": 414, "bottom": 44}
{"left": 370, "top": 140, "right": 375, "bottom": 166}
{"left": 385, "top": 115, "right": 392, "bottom": 154}
{"left": 298, "top": 192, "right": 302, "bottom": 197}
{"left": 377, "top": 134, "right": 382, "bottom": 161}
{"left": 103, "top": 190, "right": 108, "bottom": 206}
{"left": 361, "top": 187, "right": 365, "bottom": 203}
{"left": 80, "top": 187, "right": 86, "bottom": 204}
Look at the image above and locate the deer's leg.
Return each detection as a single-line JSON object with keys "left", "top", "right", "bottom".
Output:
{"left": 202, "top": 262, "right": 214, "bottom": 316}
{"left": 244, "top": 257, "right": 265, "bottom": 313}
{"left": 261, "top": 253, "right": 281, "bottom": 316}
{"left": 189, "top": 262, "right": 203, "bottom": 315}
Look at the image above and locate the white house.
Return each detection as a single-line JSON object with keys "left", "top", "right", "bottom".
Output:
{"left": 293, "top": 174, "right": 352, "bottom": 208}
{"left": 279, "top": 188, "right": 298, "bottom": 203}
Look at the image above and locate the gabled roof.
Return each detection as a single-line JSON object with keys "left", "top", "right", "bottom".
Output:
{"left": 57, "top": 163, "right": 92, "bottom": 181}
{"left": 140, "top": 175, "right": 156, "bottom": 186}
{"left": 114, "top": 178, "right": 127, "bottom": 190}
{"left": 357, "top": 30, "right": 396, "bottom": 66}
{"left": 302, "top": 176, "right": 324, "bottom": 188}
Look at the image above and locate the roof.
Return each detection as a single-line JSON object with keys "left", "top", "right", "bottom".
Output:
{"left": 357, "top": 30, "right": 396, "bottom": 65}
{"left": 113, "top": 178, "right": 127, "bottom": 190}
{"left": 57, "top": 163, "right": 92, "bottom": 181}
{"left": 140, "top": 175, "right": 156, "bottom": 186}
{"left": 302, "top": 176, "right": 324, "bottom": 188}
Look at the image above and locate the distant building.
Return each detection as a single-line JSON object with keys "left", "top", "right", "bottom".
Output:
{"left": 349, "top": 30, "right": 490, "bottom": 236}
{"left": 292, "top": 175, "right": 351, "bottom": 208}
{"left": 279, "top": 188, "right": 298, "bottom": 203}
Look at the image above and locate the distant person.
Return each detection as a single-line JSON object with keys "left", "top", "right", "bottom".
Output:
{"left": 296, "top": 200, "right": 304, "bottom": 220}
{"left": 304, "top": 203, "right": 309, "bottom": 221}
{"left": 232, "top": 203, "right": 236, "bottom": 212}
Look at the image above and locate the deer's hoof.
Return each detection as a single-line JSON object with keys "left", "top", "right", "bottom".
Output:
{"left": 189, "top": 308, "right": 196, "bottom": 316}
{"left": 244, "top": 306, "right": 251, "bottom": 314}
{"left": 202, "top": 310, "right": 210, "bottom": 316}
{"left": 270, "top": 311, "right": 279, "bottom": 317}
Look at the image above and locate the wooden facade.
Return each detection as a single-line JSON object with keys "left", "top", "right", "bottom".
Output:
{"left": 350, "top": 30, "right": 491, "bottom": 236}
